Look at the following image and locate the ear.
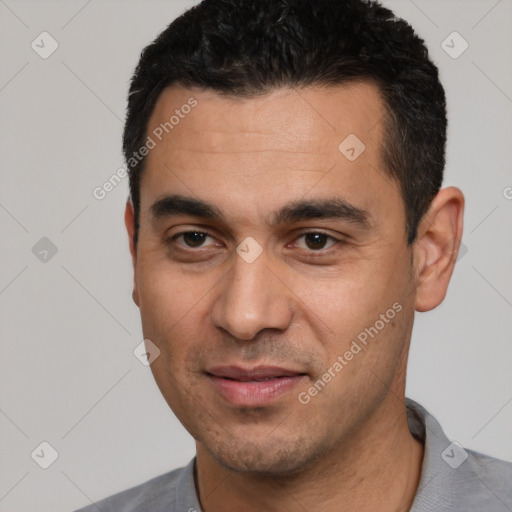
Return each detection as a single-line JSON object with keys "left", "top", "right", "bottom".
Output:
{"left": 413, "top": 187, "right": 465, "bottom": 312}
{"left": 124, "top": 199, "right": 140, "bottom": 307}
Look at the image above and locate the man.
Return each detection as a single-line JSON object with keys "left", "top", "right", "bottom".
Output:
{"left": 76, "top": 0, "right": 512, "bottom": 510}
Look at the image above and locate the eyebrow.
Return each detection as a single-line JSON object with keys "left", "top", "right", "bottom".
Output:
{"left": 150, "top": 194, "right": 371, "bottom": 229}
{"left": 273, "top": 198, "right": 371, "bottom": 229}
{"left": 151, "top": 194, "right": 224, "bottom": 221}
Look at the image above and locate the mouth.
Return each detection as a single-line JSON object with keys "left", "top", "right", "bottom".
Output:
{"left": 206, "top": 365, "right": 308, "bottom": 407}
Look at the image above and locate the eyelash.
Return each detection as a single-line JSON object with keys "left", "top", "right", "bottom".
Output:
{"left": 168, "top": 230, "right": 346, "bottom": 253}
{"left": 170, "top": 231, "right": 217, "bottom": 248}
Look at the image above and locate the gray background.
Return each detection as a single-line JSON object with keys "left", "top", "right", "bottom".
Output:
{"left": 0, "top": 0, "right": 511, "bottom": 510}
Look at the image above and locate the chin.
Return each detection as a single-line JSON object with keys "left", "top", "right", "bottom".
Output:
{"left": 202, "top": 432, "right": 328, "bottom": 477}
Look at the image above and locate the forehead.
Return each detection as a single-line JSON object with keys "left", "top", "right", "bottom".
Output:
{"left": 140, "top": 82, "right": 403, "bottom": 231}
{"left": 147, "top": 81, "right": 385, "bottom": 153}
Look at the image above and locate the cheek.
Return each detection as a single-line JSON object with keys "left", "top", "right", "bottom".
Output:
{"left": 135, "top": 260, "right": 209, "bottom": 350}
{"left": 138, "top": 253, "right": 200, "bottom": 311}
{"left": 293, "top": 268, "right": 386, "bottom": 335}
{"left": 137, "top": 264, "right": 210, "bottom": 413}
{"left": 293, "top": 254, "right": 409, "bottom": 362}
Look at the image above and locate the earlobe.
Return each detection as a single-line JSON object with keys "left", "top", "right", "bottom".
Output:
{"left": 413, "top": 187, "right": 465, "bottom": 312}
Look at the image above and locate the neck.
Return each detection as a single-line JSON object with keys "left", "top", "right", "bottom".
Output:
{"left": 195, "top": 395, "right": 424, "bottom": 512}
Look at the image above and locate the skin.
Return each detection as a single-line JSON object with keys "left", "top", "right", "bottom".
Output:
{"left": 125, "top": 83, "right": 464, "bottom": 511}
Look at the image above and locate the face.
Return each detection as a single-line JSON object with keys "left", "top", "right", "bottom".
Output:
{"left": 127, "top": 83, "right": 419, "bottom": 475}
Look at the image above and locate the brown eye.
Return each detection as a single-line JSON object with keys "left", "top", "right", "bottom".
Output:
{"left": 182, "top": 232, "right": 208, "bottom": 247}
{"left": 304, "top": 233, "right": 329, "bottom": 250}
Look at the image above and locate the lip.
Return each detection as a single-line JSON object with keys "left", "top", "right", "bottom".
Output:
{"left": 206, "top": 365, "right": 307, "bottom": 407}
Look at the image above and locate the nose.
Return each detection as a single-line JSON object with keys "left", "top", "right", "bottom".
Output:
{"left": 211, "top": 249, "right": 294, "bottom": 340}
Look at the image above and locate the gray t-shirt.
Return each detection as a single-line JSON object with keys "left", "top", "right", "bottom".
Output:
{"left": 74, "top": 399, "right": 512, "bottom": 511}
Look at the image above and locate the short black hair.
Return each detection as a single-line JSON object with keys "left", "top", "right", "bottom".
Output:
{"left": 123, "top": 0, "right": 446, "bottom": 247}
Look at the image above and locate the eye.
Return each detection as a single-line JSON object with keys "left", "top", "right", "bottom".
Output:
{"left": 294, "top": 232, "right": 340, "bottom": 251}
{"left": 173, "top": 231, "right": 218, "bottom": 248}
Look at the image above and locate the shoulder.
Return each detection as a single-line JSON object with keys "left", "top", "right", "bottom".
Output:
{"left": 464, "top": 448, "right": 512, "bottom": 501}
{"left": 406, "top": 398, "right": 512, "bottom": 511}
{"left": 73, "top": 459, "right": 199, "bottom": 512}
